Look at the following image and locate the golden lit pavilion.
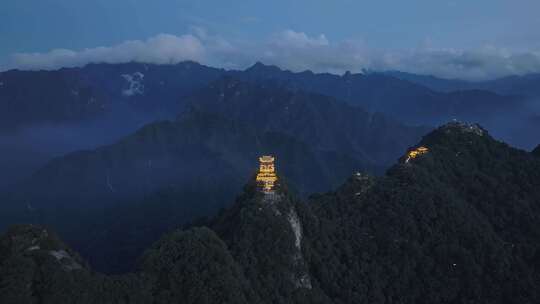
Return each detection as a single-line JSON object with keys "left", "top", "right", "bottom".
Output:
{"left": 405, "top": 146, "right": 429, "bottom": 163}
{"left": 256, "top": 155, "right": 278, "bottom": 193}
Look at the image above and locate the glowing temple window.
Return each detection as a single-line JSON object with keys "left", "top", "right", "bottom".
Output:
{"left": 405, "top": 146, "right": 429, "bottom": 163}
{"left": 256, "top": 155, "right": 278, "bottom": 193}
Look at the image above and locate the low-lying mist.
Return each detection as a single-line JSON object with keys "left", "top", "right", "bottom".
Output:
{"left": 0, "top": 106, "right": 173, "bottom": 190}
{"left": 486, "top": 98, "right": 540, "bottom": 150}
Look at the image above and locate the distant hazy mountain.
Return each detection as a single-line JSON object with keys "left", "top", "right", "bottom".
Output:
{"left": 0, "top": 61, "right": 225, "bottom": 130}
{"left": 2, "top": 122, "right": 540, "bottom": 303}
{"left": 0, "top": 62, "right": 227, "bottom": 187}
{"left": 186, "top": 77, "right": 426, "bottom": 166}
{"left": 384, "top": 71, "right": 540, "bottom": 146}
{"left": 0, "top": 61, "right": 534, "bottom": 135}
{"left": 0, "top": 62, "right": 536, "bottom": 189}
{"left": 234, "top": 63, "right": 523, "bottom": 123}
{"left": 386, "top": 70, "right": 540, "bottom": 97}
{"left": 232, "top": 63, "right": 537, "bottom": 149}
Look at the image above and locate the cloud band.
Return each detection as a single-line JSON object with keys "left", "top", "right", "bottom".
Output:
{"left": 4, "top": 30, "right": 540, "bottom": 81}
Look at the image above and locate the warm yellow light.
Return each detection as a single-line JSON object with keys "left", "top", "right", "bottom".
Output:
{"left": 256, "top": 155, "right": 278, "bottom": 193}
{"left": 405, "top": 146, "right": 429, "bottom": 163}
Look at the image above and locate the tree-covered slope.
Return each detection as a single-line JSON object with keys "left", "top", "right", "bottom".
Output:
{"left": 303, "top": 122, "right": 540, "bottom": 303}
{"left": 4, "top": 110, "right": 366, "bottom": 273}
{"left": 1, "top": 122, "right": 540, "bottom": 303}
{"left": 0, "top": 225, "right": 152, "bottom": 304}
{"left": 533, "top": 144, "right": 540, "bottom": 157}
{"left": 139, "top": 226, "right": 256, "bottom": 304}
{"left": 209, "top": 178, "right": 328, "bottom": 303}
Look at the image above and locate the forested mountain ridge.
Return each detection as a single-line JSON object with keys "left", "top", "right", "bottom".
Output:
{"left": 2, "top": 77, "right": 428, "bottom": 273}
{"left": 2, "top": 122, "right": 540, "bottom": 303}
{"left": 233, "top": 63, "right": 527, "bottom": 128}
{"left": 1, "top": 61, "right": 532, "bottom": 132}
{"left": 303, "top": 122, "right": 540, "bottom": 303}
{"left": 0, "top": 61, "right": 536, "bottom": 190}
{"left": 2, "top": 111, "right": 362, "bottom": 273}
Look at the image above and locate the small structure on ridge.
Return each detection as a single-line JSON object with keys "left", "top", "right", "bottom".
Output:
{"left": 405, "top": 146, "right": 429, "bottom": 163}
{"left": 256, "top": 155, "right": 278, "bottom": 193}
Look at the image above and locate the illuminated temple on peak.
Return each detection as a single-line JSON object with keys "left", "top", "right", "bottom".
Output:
{"left": 256, "top": 155, "right": 278, "bottom": 193}
{"left": 405, "top": 146, "right": 429, "bottom": 163}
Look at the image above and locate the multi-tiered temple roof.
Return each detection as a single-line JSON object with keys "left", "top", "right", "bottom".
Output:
{"left": 256, "top": 155, "right": 278, "bottom": 193}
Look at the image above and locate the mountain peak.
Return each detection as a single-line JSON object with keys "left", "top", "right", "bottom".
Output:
{"left": 233, "top": 155, "right": 290, "bottom": 206}
{"left": 210, "top": 171, "right": 313, "bottom": 295}
{"left": 387, "top": 121, "right": 503, "bottom": 176}
{"left": 439, "top": 120, "right": 486, "bottom": 136}
{"left": 250, "top": 61, "right": 266, "bottom": 68}
{"left": 416, "top": 121, "right": 490, "bottom": 150}
{"left": 387, "top": 120, "right": 540, "bottom": 192}
{"left": 246, "top": 61, "right": 283, "bottom": 73}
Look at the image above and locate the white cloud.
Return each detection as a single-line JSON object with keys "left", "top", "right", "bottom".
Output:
{"left": 372, "top": 46, "right": 540, "bottom": 80}
{"left": 8, "top": 34, "right": 205, "bottom": 70}
{"left": 271, "top": 30, "right": 329, "bottom": 48}
{"left": 4, "top": 29, "right": 540, "bottom": 81}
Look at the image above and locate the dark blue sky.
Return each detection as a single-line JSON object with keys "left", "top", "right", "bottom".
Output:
{"left": 1, "top": 0, "right": 539, "bottom": 79}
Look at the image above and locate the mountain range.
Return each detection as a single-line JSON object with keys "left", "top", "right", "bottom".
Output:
{"left": 236, "top": 63, "right": 526, "bottom": 125}
{"left": 386, "top": 70, "right": 540, "bottom": 97}
{"left": 2, "top": 122, "right": 540, "bottom": 303}
{"left": 1, "top": 61, "right": 538, "bottom": 190}
{"left": 1, "top": 77, "right": 428, "bottom": 273}
{"left": 233, "top": 63, "right": 539, "bottom": 149}
{"left": 1, "top": 61, "right": 539, "bottom": 273}
{"left": 5, "top": 61, "right": 535, "bottom": 133}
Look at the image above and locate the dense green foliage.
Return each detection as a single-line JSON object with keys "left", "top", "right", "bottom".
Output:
{"left": 302, "top": 122, "right": 540, "bottom": 303}
{"left": 0, "top": 225, "right": 152, "bottom": 304}
{"left": 140, "top": 227, "right": 255, "bottom": 304}
{"left": 1, "top": 123, "right": 539, "bottom": 303}
{"left": 533, "top": 144, "right": 540, "bottom": 157}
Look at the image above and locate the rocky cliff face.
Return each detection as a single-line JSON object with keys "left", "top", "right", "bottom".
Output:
{"left": 209, "top": 179, "right": 321, "bottom": 302}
